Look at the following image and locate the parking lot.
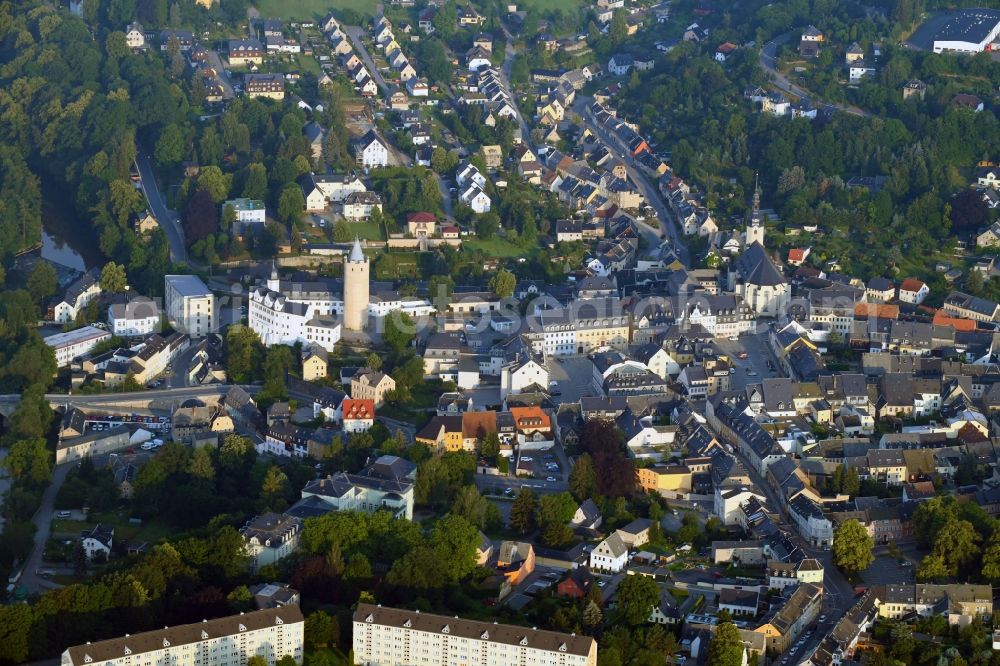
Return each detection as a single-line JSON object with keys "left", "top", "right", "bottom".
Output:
{"left": 862, "top": 554, "right": 915, "bottom": 586}
{"left": 714, "top": 332, "right": 784, "bottom": 391}
{"left": 515, "top": 452, "right": 563, "bottom": 482}
{"left": 546, "top": 356, "right": 600, "bottom": 402}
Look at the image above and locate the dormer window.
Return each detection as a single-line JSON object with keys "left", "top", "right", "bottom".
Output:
{"left": 520, "top": 637, "right": 529, "bottom": 646}
{"left": 163, "top": 639, "right": 170, "bottom": 647}
{"left": 481, "top": 631, "right": 489, "bottom": 639}
{"left": 442, "top": 625, "right": 450, "bottom": 634}
{"left": 366, "top": 614, "right": 374, "bottom": 623}
{"left": 124, "top": 648, "right": 132, "bottom": 655}
{"left": 404, "top": 620, "right": 412, "bottom": 628}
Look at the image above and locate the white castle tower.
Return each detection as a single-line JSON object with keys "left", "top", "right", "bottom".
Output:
{"left": 343, "top": 238, "right": 370, "bottom": 332}
{"left": 744, "top": 172, "right": 765, "bottom": 248}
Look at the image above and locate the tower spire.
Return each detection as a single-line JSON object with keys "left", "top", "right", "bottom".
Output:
{"left": 751, "top": 172, "right": 761, "bottom": 225}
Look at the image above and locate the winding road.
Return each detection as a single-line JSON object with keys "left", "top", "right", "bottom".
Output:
{"left": 135, "top": 151, "right": 188, "bottom": 264}
{"left": 759, "top": 32, "right": 871, "bottom": 119}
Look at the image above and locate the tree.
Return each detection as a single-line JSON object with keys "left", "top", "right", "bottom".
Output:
{"left": 489, "top": 269, "right": 516, "bottom": 299}
{"left": 197, "top": 166, "right": 230, "bottom": 203}
{"left": 707, "top": 621, "right": 745, "bottom": 666}
{"left": 569, "top": 453, "right": 598, "bottom": 501}
{"left": 579, "top": 420, "right": 635, "bottom": 497}
{"left": 932, "top": 518, "right": 980, "bottom": 577}
{"left": 332, "top": 220, "right": 351, "bottom": 242}
{"left": 616, "top": 574, "right": 659, "bottom": 625}
{"left": 261, "top": 465, "right": 290, "bottom": 510}
{"left": 832, "top": 519, "right": 874, "bottom": 577}
{"left": 260, "top": 345, "right": 295, "bottom": 402}
{"left": 609, "top": 9, "right": 628, "bottom": 45}
{"left": 277, "top": 183, "right": 305, "bottom": 223}
{"left": 509, "top": 488, "right": 537, "bottom": 534}
{"left": 583, "top": 600, "right": 603, "bottom": 630}
{"left": 476, "top": 213, "right": 499, "bottom": 240}
{"left": 365, "top": 352, "right": 383, "bottom": 371}
{"left": 154, "top": 124, "right": 185, "bottom": 167}
{"left": 183, "top": 189, "right": 219, "bottom": 244}
{"left": 981, "top": 531, "right": 1000, "bottom": 582}
{"left": 305, "top": 610, "right": 338, "bottom": 649}
{"left": 382, "top": 311, "right": 416, "bottom": 353}
{"left": 949, "top": 189, "right": 989, "bottom": 231}
{"left": 241, "top": 163, "right": 268, "bottom": 200}
{"left": 917, "top": 553, "right": 948, "bottom": 581}
{"left": 26, "top": 261, "right": 57, "bottom": 306}
{"left": 225, "top": 325, "right": 263, "bottom": 384}
{"left": 4, "top": 438, "right": 51, "bottom": 486}
{"left": 451, "top": 485, "right": 502, "bottom": 531}
{"left": 100, "top": 261, "right": 128, "bottom": 293}
{"left": 479, "top": 432, "right": 501, "bottom": 460}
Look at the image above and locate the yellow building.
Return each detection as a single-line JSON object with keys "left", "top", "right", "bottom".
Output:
{"left": 301, "top": 345, "right": 328, "bottom": 381}
{"left": 415, "top": 415, "right": 463, "bottom": 452}
{"left": 637, "top": 465, "right": 692, "bottom": 498}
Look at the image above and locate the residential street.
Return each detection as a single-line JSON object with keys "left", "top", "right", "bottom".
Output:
{"left": 343, "top": 25, "right": 389, "bottom": 96}
{"left": 21, "top": 462, "right": 74, "bottom": 595}
{"left": 574, "top": 96, "right": 689, "bottom": 266}
{"left": 136, "top": 151, "right": 188, "bottom": 264}
{"left": 759, "top": 32, "right": 871, "bottom": 118}
{"left": 500, "top": 40, "right": 535, "bottom": 154}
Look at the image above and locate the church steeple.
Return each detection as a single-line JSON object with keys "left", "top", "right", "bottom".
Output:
{"left": 744, "top": 172, "right": 766, "bottom": 248}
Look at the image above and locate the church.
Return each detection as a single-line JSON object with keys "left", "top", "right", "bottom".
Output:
{"left": 726, "top": 177, "right": 791, "bottom": 318}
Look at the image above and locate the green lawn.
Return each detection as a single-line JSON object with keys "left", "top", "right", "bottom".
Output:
{"left": 516, "top": 0, "right": 588, "bottom": 12}
{"left": 345, "top": 221, "right": 385, "bottom": 240}
{"left": 52, "top": 512, "right": 174, "bottom": 545}
{"left": 464, "top": 237, "right": 531, "bottom": 258}
{"left": 253, "top": 0, "right": 381, "bottom": 19}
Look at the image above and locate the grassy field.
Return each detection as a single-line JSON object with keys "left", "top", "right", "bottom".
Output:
{"left": 516, "top": 0, "right": 589, "bottom": 11}
{"left": 252, "top": 0, "right": 380, "bottom": 20}
{"left": 345, "top": 221, "right": 384, "bottom": 240}
{"left": 464, "top": 237, "right": 531, "bottom": 258}
{"left": 52, "top": 513, "right": 173, "bottom": 545}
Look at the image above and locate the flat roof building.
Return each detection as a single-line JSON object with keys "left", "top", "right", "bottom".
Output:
{"left": 60, "top": 607, "right": 303, "bottom": 666}
{"left": 165, "top": 275, "right": 214, "bottom": 338}
{"left": 353, "top": 604, "right": 597, "bottom": 666}
{"left": 45, "top": 325, "right": 112, "bottom": 367}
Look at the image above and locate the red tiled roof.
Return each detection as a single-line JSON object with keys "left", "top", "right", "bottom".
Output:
{"left": 406, "top": 212, "right": 436, "bottom": 223}
{"left": 899, "top": 278, "right": 925, "bottom": 293}
{"left": 342, "top": 399, "right": 375, "bottom": 420}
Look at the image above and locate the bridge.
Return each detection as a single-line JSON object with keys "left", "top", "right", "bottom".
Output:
{"left": 0, "top": 385, "right": 260, "bottom": 420}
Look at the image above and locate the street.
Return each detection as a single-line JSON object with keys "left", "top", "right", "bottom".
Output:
{"left": 20, "top": 462, "right": 74, "bottom": 595}
{"left": 573, "top": 96, "right": 689, "bottom": 266}
{"left": 205, "top": 49, "right": 236, "bottom": 100}
{"left": 759, "top": 32, "right": 870, "bottom": 119}
{"left": 499, "top": 41, "right": 536, "bottom": 155}
{"left": 135, "top": 151, "right": 188, "bottom": 264}
{"left": 343, "top": 26, "right": 389, "bottom": 96}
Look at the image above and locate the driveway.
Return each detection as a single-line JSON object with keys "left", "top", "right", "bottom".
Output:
{"left": 136, "top": 151, "right": 188, "bottom": 264}
{"left": 21, "top": 462, "right": 75, "bottom": 595}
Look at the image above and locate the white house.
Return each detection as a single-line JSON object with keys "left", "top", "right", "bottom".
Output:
{"left": 456, "top": 163, "right": 487, "bottom": 188}
{"left": 352, "top": 130, "right": 389, "bottom": 168}
{"left": 460, "top": 183, "right": 491, "bottom": 213}
{"left": 342, "top": 398, "right": 375, "bottom": 433}
{"left": 589, "top": 532, "right": 628, "bottom": 572}
{"left": 108, "top": 298, "right": 161, "bottom": 337}
{"left": 50, "top": 269, "right": 102, "bottom": 324}
{"left": 301, "top": 173, "right": 368, "bottom": 211}
{"left": 80, "top": 524, "right": 114, "bottom": 561}
{"left": 223, "top": 198, "right": 266, "bottom": 230}
{"left": 608, "top": 53, "right": 633, "bottom": 75}
{"left": 848, "top": 59, "right": 875, "bottom": 83}
{"left": 342, "top": 191, "right": 383, "bottom": 220}
{"left": 240, "top": 513, "right": 302, "bottom": 570}
{"left": 715, "top": 486, "right": 765, "bottom": 525}
{"left": 125, "top": 22, "right": 145, "bottom": 49}
{"left": 898, "top": 278, "right": 929, "bottom": 305}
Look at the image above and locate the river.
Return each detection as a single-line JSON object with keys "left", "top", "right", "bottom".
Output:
{"left": 39, "top": 182, "right": 104, "bottom": 272}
